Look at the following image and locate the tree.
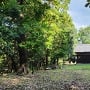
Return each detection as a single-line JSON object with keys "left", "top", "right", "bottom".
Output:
{"left": 0, "top": 0, "right": 75, "bottom": 74}
{"left": 78, "top": 26, "right": 90, "bottom": 44}
{"left": 85, "top": 0, "right": 90, "bottom": 7}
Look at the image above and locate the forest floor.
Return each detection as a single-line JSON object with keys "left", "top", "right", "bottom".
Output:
{"left": 0, "top": 64, "right": 90, "bottom": 90}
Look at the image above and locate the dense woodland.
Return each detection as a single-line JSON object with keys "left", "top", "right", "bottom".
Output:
{"left": 0, "top": 0, "right": 77, "bottom": 74}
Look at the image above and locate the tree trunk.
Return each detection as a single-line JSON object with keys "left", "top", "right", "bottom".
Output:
{"left": 45, "top": 49, "right": 49, "bottom": 68}
{"left": 17, "top": 46, "right": 29, "bottom": 75}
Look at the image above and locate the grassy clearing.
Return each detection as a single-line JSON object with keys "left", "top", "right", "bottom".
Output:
{"left": 0, "top": 64, "right": 90, "bottom": 90}
{"left": 63, "top": 64, "right": 90, "bottom": 70}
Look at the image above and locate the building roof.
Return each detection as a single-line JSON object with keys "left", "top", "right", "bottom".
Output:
{"left": 74, "top": 44, "right": 90, "bottom": 52}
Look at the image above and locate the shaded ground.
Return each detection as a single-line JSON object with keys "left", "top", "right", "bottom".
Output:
{"left": 0, "top": 64, "right": 90, "bottom": 90}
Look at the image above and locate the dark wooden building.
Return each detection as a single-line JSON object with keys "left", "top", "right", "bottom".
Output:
{"left": 74, "top": 44, "right": 90, "bottom": 63}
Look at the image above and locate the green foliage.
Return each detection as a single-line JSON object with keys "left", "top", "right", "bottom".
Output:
{"left": 78, "top": 26, "right": 90, "bottom": 44}
{"left": 0, "top": 0, "right": 75, "bottom": 72}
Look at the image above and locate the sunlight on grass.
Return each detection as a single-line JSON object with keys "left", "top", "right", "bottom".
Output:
{"left": 63, "top": 64, "right": 90, "bottom": 70}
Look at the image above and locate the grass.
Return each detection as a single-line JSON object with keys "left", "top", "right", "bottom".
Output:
{"left": 0, "top": 64, "right": 90, "bottom": 90}
{"left": 63, "top": 64, "right": 90, "bottom": 70}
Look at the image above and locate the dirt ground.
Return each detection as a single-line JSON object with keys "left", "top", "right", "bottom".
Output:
{"left": 0, "top": 66, "right": 90, "bottom": 90}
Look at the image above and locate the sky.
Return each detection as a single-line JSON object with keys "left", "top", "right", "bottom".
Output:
{"left": 69, "top": 0, "right": 90, "bottom": 30}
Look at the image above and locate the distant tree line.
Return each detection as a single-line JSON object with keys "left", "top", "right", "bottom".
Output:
{"left": 78, "top": 26, "right": 90, "bottom": 44}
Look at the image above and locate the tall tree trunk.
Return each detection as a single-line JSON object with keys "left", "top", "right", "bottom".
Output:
{"left": 45, "top": 49, "right": 49, "bottom": 68}
{"left": 17, "top": 46, "right": 29, "bottom": 75}
{"left": 15, "top": 32, "right": 29, "bottom": 75}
